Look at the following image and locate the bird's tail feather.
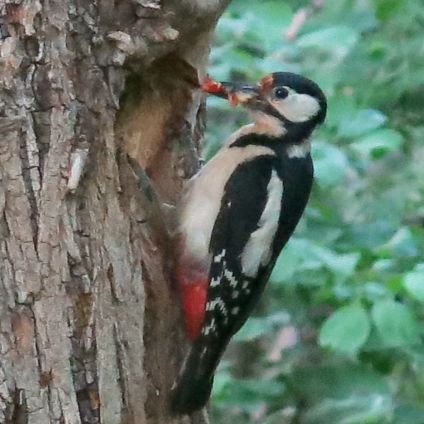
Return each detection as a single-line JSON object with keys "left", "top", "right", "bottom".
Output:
{"left": 170, "top": 341, "right": 222, "bottom": 415}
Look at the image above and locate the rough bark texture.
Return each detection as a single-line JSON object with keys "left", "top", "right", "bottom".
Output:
{"left": 0, "top": 1, "right": 230, "bottom": 423}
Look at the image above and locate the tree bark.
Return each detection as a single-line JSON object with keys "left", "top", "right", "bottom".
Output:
{"left": 0, "top": 1, "right": 229, "bottom": 423}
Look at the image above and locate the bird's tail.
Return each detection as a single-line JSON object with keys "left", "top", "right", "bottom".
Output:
{"left": 170, "top": 340, "right": 222, "bottom": 415}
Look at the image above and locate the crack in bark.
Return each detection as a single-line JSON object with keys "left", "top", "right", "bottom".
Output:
{"left": 113, "top": 323, "right": 130, "bottom": 417}
{"left": 76, "top": 382, "right": 100, "bottom": 424}
{"left": 30, "top": 110, "right": 50, "bottom": 186}
{"left": 18, "top": 129, "right": 39, "bottom": 250}
{"left": 0, "top": 15, "right": 10, "bottom": 41}
{"left": 11, "top": 389, "right": 28, "bottom": 424}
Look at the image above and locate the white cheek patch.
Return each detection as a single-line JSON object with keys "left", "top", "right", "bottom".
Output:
{"left": 272, "top": 93, "right": 320, "bottom": 123}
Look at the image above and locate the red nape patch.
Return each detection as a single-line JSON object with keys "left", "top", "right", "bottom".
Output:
{"left": 260, "top": 74, "right": 274, "bottom": 94}
{"left": 176, "top": 267, "right": 208, "bottom": 340}
{"left": 201, "top": 75, "right": 225, "bottom": 96}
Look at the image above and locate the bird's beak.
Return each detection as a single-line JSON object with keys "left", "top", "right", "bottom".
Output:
{"left": 202, "top": 75, "right": 260, "bottom": 107}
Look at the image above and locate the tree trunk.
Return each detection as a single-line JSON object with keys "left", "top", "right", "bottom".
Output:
{"left": 0, "top": 1, "right": 229, "bottom": 423}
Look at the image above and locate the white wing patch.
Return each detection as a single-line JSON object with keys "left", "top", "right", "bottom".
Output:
{"left": 241, "top": 170, "right": 283, "bottom": 278}
{"left": 287, "top": 140, "right": 311, "bottom": 159}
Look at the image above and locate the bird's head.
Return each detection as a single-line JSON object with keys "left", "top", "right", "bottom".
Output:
{"left": 202, "top": 72, "right": 327, "bottom": 140}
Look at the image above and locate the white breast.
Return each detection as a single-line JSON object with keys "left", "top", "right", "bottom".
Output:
{"left": 178, "top": 127, "right": 275, "bottom": 263}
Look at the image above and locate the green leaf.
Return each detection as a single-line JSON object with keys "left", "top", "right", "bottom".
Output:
{"left": 313, "top": 247, "right": 360, "bottom": 281}
{"left": 319, "top": 304, "right": 370, "bottom": 354}
{"left": 371, "top": 299, "right": 420, "bottom": 347}
{"left": 269, "top": 242, "right": 303, "bottom": 283}
{"left": 381, "top": 227, "right": 419, "bottom": 258}
{"left": 243, "top": 1, "right": 292, "bottom": 28}
{"left": 374, "top": 0, "right": 403, "bottom": 20}
{"left": 313, "top": 142, "right": 348, "bottom": 187}
{"left": 292, "top": 363, "right": 390, "bottom": 400}
{"left": 403, "top": 268, "right": 424, "bottom": 302}
{"left": 361, "top": 282, "right": 390, "bottom": 302}
{"left": 304, "top": 394, "right": 392, "bottom": 424}
{"left": 297, "top": 26, "right": 358, "bottom": 51}
{"left": 338, "top": 109, "right": 387, "bottom": 138}
{"left": 394, "top": 405, "right": 424, "bottom": 424}
{"left": 291, "top": 363, "right": 392, "bottom": 423}
{"left": 233, "top": 317, "right": 271, "bottom": 342}
{"left": 213, "top": 376, "right": 285, "bottom": 410}
{"left": 325, "top": 94, "right": 357, "bottom": 129}
{"left": 231, "top": 1, "right": 292, "bottom": 51}
{"left": 351, "top": 128, "right": 403, "bottom": 158}
{"left": 233, "top": 313, "right": 287, "bottom": 342}
{"left": 270, "top": 238, "right": 326, "bottom": 284}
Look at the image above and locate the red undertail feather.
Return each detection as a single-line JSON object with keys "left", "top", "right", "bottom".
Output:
{"left": 176, "top": 266, "right": 208, "bottom": 340}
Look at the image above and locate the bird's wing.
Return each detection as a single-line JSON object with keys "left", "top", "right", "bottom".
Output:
{"left": 204, "top": 154, "right": 283, "bottom": 341}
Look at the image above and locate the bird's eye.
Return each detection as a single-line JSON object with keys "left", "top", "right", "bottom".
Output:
{"left": 274, "top": 87, "right": 289, "bottom": 99}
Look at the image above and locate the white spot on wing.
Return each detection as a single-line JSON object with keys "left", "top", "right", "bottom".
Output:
{"left": 205, "top": 299, "right": 228, "bottom": 316}
{"left": 202, "top": 318, "right": 216, "bottom": 336}
{"left": 231, "top": 290, "right": 240, "bottom": 299}
{"left": 224, "top": 269, "right": 238, "bottom": 287}
{"left": 214, "top": 249, "right": 226, "bottom": 263}
{"left": 241, "top": 170, "right": 283, "bottom": 277}
{"left": 210, "top": 277, "right": 220, "bottom": 288}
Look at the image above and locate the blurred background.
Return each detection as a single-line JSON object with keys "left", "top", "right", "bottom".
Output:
{"left": 204, "top": 0, "right": 424, "bottom": 423}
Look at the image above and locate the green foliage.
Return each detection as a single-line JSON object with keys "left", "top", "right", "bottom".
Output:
{"left": 319, "top": 303, "right": 370, "bottom": 354}
{"left": 371, "top": 299, "right": 420, "bottom": 348}
{"left": 206, "top": 0, "right": 424, "bottom": 422}
{"left": 290, "top": 364, "right": 393, "bottom": 423}
{"left": 404, "top": 266, "right": 424, "bottom": 302}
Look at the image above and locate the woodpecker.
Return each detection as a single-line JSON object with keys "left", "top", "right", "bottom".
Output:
{"left": 171, "top": 72, "right": 327, "bottom": 414}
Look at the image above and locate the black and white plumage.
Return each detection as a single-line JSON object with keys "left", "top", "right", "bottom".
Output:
{"left": 171, "top": 72, "right": 327, "bottom": 414}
